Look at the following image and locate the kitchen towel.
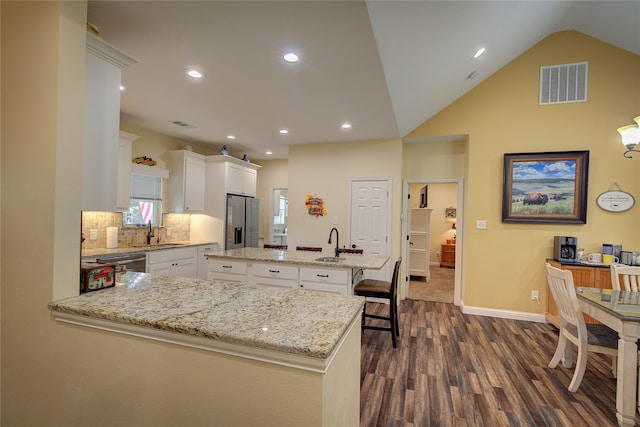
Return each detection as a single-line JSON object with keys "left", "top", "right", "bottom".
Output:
{"left": 106, "top": 226, "right": 118, "bottom": 249}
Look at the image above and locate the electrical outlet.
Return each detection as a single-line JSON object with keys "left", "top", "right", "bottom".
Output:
{"left": 531, "top": 290, "right": 539, "bottom": 300}
{"left": 166, "top": 228, "right": 172, "bottom": 236}
{"left": 436, "top": 251, "right": 440, "bottom": 259}
{"left": 90, "top": 229, "right": 98, "bottom": 240}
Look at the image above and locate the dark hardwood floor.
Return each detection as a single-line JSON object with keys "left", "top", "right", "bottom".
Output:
{"left": 360, "top": 300, "right": 637, "bottom": 427}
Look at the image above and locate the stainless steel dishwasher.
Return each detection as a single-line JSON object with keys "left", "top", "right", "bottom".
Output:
{"left": 95, "top": 252, "right": 147, "bottom": 276}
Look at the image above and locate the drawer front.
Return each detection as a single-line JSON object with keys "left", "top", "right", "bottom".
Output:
{"left": 208, "top": 259, "right": 248, "bottom": 275}
{"left": 252, "top": 263, "right": 299, "bottom": 280}
{"left": 250, "top": 276, "right": 298, "bottom": 289}
{"left": 147, "top": 247, "right": 197, "bottom": 264}
{"left": 299, "top": 267, "right": 348, "bottom": 284}
{"left": 208, "top": 272, "right": 247, "bottom": 284}
{"left": 442, "top": 245, "right": 455, "bottom": 254}
{"left": 299, "top": 281, "right": 349, "bottom": 295}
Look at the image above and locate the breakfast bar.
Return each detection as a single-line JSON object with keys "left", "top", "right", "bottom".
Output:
{"left": 48, "top": 272, "right": 365, "bottom": 426}
{"left": 205, "top": 247, "right": 390, "bottom": 294}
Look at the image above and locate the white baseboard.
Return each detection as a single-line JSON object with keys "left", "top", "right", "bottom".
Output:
{"left": 462, "top": 305, "right": 548, "bottom": 323}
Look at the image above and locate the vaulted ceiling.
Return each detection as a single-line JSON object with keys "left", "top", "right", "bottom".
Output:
{"left": 87, "top": 1, "right": 640, "bottom": 160}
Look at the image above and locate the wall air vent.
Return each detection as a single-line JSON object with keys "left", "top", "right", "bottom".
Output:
{"left": 170, "top": 120, "right": 195, "bottom": 128}
{"left": 539, "top": 62, "right": 588, "bottom": 105}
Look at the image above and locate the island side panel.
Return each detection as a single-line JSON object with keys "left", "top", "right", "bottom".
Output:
{"left": 48, "top": 323, "right": 344, "bottom": 426}
{"left": 322, "top": 312, "right": 362, "bottom": 426}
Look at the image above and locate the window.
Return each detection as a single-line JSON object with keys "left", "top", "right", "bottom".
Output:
{"left": 122, "top": 173, "right": 163, "bottom": 226}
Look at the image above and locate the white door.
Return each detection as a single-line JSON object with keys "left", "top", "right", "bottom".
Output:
{"left": 349, "top": 179, "right": 391, "bottom": 281}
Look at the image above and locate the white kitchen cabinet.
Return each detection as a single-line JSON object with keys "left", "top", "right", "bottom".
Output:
{"left": 299, "top": 266, "right": 351, "bottom": 295}
{"left": 196, "top": 243, "right": 219, "bottom": 280}
{"left": 116, "top": 131, "right": 140, "bottom": 211}
{"left": 226, "top": 163, "right": 257, "bottom": 197}
{"left": 207, "top": 259, "right": 248, "bottom": 284}
{"left": 146, "top": 247, "right": 198, "bottom": 278}
{"left": 249, "top": 263, "right": 299, "bottom": 289}
{"left": 166, "top": 150, "right": 205, "bottom": 213}
{"left": 81, "top": 32, "right": 136, "bottom": 212}
{"left": 408, "top": 208, "right": 432, "bottom": 280}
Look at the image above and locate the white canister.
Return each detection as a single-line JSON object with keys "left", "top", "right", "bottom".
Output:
{"left": 106, "top": 226, "right": 118, "bottom": 249}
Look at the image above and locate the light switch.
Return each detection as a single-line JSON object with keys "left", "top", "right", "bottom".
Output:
{"left": 90, "top": 229, "right": 98, "bottom": 240}
{"left": 476, "top": 220, "right": 487, "bottom": 230}
{"left": 333, "top": 216, "right": 338, "bottom": 225}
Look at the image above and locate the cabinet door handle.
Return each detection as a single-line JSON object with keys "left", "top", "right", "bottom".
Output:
{"left": 222, "top": 265, "right": 233, "bottom": 269}
{"left": 268, "top": 269, "right": 280, "bottom": 274}
{"left": 317, "top": 274, "right": 329, "bottom": 278}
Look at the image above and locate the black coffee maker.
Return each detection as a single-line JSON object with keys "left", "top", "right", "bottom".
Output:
{"left": 554, "top": 236, "right": 578, "bottom": 262}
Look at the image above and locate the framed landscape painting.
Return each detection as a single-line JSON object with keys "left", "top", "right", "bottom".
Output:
{"left": 502, "top": 150, "right": 589, "bottom": 224}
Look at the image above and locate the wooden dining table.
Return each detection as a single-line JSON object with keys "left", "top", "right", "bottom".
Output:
{"left": 577, "top": 287, "right": 640, "bottom": 427}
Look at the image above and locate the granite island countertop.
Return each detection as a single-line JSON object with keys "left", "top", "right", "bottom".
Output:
{"left": 206, "top": 247, "right": 389, "bottom": 270}
{"left": 48, "top": 272, "right": 364, "bottom": 368}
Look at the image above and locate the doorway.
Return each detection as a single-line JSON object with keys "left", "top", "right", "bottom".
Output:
{"left": 400, "top": 179, "right": 463, "bottom": 305}
{"left": 268, "top": 188, "right": 288, "bottom": 246}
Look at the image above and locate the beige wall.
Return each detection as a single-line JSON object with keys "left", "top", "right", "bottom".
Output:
{"left": 407, "top": 30, "right": 640, "bottom": 313}
{"left": 120, "top": 121, "right": 219, "bottom": 169}
{"left": 287, "top": 139, "right": 402, "bottom": 260}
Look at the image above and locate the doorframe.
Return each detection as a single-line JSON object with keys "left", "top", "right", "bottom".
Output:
{"left": 347, "top": 176, "right": 393, "bottom": 281}
{"left": 400, "top": 178, "right": 464, "bottom": 306}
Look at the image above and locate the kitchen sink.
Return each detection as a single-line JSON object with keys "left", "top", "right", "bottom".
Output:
{"left": 315, "top": 256, "right": 345, "bottom": 262}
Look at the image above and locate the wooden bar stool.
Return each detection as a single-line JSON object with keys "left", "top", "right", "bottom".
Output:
{"left": 296, "top": 246, "right": 322, "bottom": 252}
{"left": 338, "top": 248, "right": 363, "bottom": 254}
{"left": 354, "top": 258, "right": 401, "bottom": 349}
{"left": 263, "top": 244, "right": 288, "bottom": 250}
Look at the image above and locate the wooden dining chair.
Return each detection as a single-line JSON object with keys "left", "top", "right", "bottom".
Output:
{"left": 545, "top": 262, "right": 619, "bottom": 392}
{"left": 263, "top": 244, "right": 288, "bottom": 250}
{"left": 296, "top": 246, "right": 322, "bottom": 252}
{"left": 610, "top": 264, "right": 640, "bottom": 291}
{"left": 354, "top": 258, "right": 401, "bottom": 349}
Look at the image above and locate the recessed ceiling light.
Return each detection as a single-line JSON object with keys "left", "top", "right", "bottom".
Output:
{"left": 226, "top": 135, "right": 236, "bottom": 140}
{"left": 341, "top": 122, "right": 352, "bottom": 129}
{"left": 279, "top": 129, "right": 289, "bottom": 134}
{"left": 266, "top": 151, "right": 273, "bottom": 155}
{"left": 474, "top": 48, "right": 486, "bottom": 59}
{"left": 283, "top": 52, "right": 299, "bottom": 63}
{"left": 119, "top": 85, "right": 125, "bottom": 91}
{"left": 187, "top": 69, "right": 203, "bottom": 78}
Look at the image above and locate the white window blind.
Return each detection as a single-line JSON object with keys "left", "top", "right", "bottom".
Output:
{"left": 131, "top": 174, "right": 162, "bottom": 200}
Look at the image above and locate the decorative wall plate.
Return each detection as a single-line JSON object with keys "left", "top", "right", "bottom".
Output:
{"left": 596, "top": 189, "right": 635, "bottom": 212}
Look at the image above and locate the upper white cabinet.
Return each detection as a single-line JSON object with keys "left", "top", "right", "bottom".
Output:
{"left": 408, "top": 208, "right": 432, "bottom": 280}
{"left": 166, "top": 150, "right": 206, "bottom": 213}
{"left": 81, "top": 32, "right": 136, "bottom": 211}
{"left": 226, "top": 163, "right": 257, "bottom": 197}
{"left": 116, "top": 131, "right": 140, "bottom": 211}
{"left": 206, "top": 156, "right": 260, "bottom": 199}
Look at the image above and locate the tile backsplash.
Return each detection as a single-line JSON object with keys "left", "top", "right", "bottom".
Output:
{"left": 81, "top": 212, "right": 191, "bottom": 250}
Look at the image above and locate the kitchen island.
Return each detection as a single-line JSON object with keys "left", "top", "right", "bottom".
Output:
{"left": 48, "top": 272, "right": 364, "bottom": 426}
{"left": 206, "top": 247, "right": 389, "bottom": 294}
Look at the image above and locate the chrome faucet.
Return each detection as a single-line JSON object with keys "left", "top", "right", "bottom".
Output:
{"left": 328, "top": 227, "right": 340, "bottom": 257}
{"left": 146, "top": 220, "right": 155, "bottom": 244}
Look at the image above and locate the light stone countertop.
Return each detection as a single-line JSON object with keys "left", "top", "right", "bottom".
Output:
{"left": 206, "top": 247, "right": 389, "bottom": 270}
{"left": 48, "top": 272, "right": 365, "bottom": 359}
{"left": 82, "top": 241, "right": 217, "bottom": 259}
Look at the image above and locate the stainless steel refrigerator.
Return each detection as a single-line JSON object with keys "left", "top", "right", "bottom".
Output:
{"left": 226, "top": 194, "right": 259, "bottom": 249}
